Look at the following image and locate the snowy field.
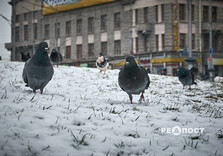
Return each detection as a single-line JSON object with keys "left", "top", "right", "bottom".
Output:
{"left": 0, "top": 61, "right": 223, "bottom": 156}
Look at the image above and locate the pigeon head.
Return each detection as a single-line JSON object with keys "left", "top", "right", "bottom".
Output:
{"left": 125, "top": 56, "right": 137, "bottom": 68}
{"left": 177, "top": 67, "right": 188, "bottom": 77}
{"left": 37, "top": 42, "right": 48, "bottom": 53}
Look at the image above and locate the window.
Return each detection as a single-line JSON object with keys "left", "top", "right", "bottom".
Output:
{"left": 15, "top": 15, "right": 19, "bottom": 23}
{"left": 101, "top": 42, "right": 107, "bottom": 56}
{"left": 114, "top": 40, "right": 121, "bottom": 55}
{"left": 45, "top": 24, "right": 50, "bottom": 39}
{"left": 101, "top": 15, "right": 107, "bottom": 31}
{"left": 77, "top": 45, "right": 82, "bottom": 59}
{"left": 135, "top": 37, "right": 138, "bottom": 53}
{"left": 179, "top": 4, "right": 186, "bottom": 21}
{"left": 212, "top": 7, "right": 217, "bottom": 22}
{"left": 88, "top": 44, "right": 94, "bottom": 57}
{"left": 192, "top": 34, "right": 195, "bottom": 50}
{"left": 213, "top": 34, "right": 218, "bottom": 50}
{"left": 114, "top": 13, "right": 120, "bottom": 29}
{"left": 144, "top": 7, "right": 149, "bottom": 23}
{"left": 180, "top": 33, "right": 186, "bottom": 49}
{"left": 155, "top": 5, "right": 158, "bottom": 23}
{"left": 161, "top": 4, "right": 164, "bottom": 22}
{"left": 24, "top": 25, "right": 28, "bottom": 41}
{"left": 155, "top": 35, "right": 159, "bottom": 51}
{"left": 33, "top": 23, "right": 37, "bottom": 39}
{"left": 144, "top": 36, "right": 148, "bottom": 52}
{"left": 55, "top": 22, "right": 60, "bottom": 38}
{"left": 15, "top": 26, "right": 19, "bottom": 42}
{"left": 203, "top": 34, "right": 209, "bottom": 50}
{"left": 77, "top": 19, "right": 82, "bottom": 35}
{"left": 57, "top": 47, "right": 60, "bottom": 53}
{"left": 192, "top": 5, "right": 195, "bottom": 21}
{"left": 65, "top": 46, "right": 71, "bottom": 59}
{"left": 162, "top": 34, "right": 165, "bottom": 50}
{"left": 33, "top": 11, "right": 38, "bottom": 19}
{"left": 135, "top": 9, "right": 138, "bottom": 24}
{"left": 203, "top": 6, "right": 209, "bottom": 22}
{"left": 88, "top": 17, "right": 94, "bottom": 33}
{"left": 66, "top": 21, "right": 71, "bottom": 37}
{"left": 24, "top": 13, "right": 28, "bottom": 21}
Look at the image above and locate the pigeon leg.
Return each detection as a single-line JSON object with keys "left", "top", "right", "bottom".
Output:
{"left": 128, "top": 94, "right": 133, "bottom": 104}
{"left": 99, "top": 70, "right": 102, "bottom": 73}
{"left": 40, "top": 89, "right": 43, "bottom": 94}
{"left": 33, "top": 89, "right": 36, "bottom": 93}
{"left": 139, "top": 92, "right": 145, "bottom": 103}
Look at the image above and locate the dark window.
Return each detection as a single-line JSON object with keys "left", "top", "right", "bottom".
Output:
{"left": 77, "top": 19, "right": 82, "bottom": 35}
{"left": 88, "top": 44, "right": 94, "bottom": 57}
{"left": 192, "top": 34, "right": 195, "bottom": 50}
{"left": 155, "top": 35, "right": 159, "bottom": 51}
{"left": 15, "top": 15, "right": 19, "bottom": 23}
{"left": 66, "top": 21, "right": 71, "bottom": 37}
{"left": 203, "top": 34, "right": 209, "bottom": 50}
{"left": 45, "top": 24, "right": 50, "bottom": 39}
{"left": 114, "top": 13, "right": 120, "bottom": 29}
{"left": 55, "top": 22, "right": 60, "bottom": 38}
{"left": 101, "top": 42, "right": 107, "bottom": 56}
{"left": 88, "top": 17, "right": 94, "bottom": 33}
{"left": 180, "top": 33, "right": 186, "bottom": 49}
{"left": 155, "top": 5, "right": 158, "bottom": 23}
{"left": 114, "top": 40, "right": 121, "bottom": 55}
{"left": 135, "top": 9, "right": 138, "bottom": 24}
{"left": 33, "top": 11, "right": 38, "bottom": 19}
{"left": 213, "top": 34, "right": 218, "bottom": 50}
{"left": 212, "top": 7, "right": 217, "bottom": 22}
{"left": 24, "top": 25, "right": 28, "bottom": 41}
{"left": 33, "top": 23, "right": 37, "bottom": 39}
{"left": 192, "top": 5, "right": 195, "bottom": 21}
{"left": 65, "top": 46, "right": 71, "bottom": 59}
{"left": 77, "top": 45, "right": 82, "bottom": 59}
{"left": 101, "top": 15, "right": 107, "bottom": 31}
{"left": 135, "top": 37, "right": 138, "bottom": 53}
{"left": 161, "top": 4, "right": 164, "bottom": 22}
{"left": 144, "top": 36, "right": 148, "bottom": 52}
{"left": 24, "top": 13, "right": 28, "bottom": 21}
{"left": 162, "top": 34, "right": 165, "bottom": 50}
{"left": 179, "top": 4, "right": 186, "bottom": 21}
{"left": 15, "top": 26, "right": 19, "bottom": 42}
{"left": 203, "top": 6, "right": 209, "bottom": 22}
{"left": 144, "top": 7, "right": 149, "bottom": 23}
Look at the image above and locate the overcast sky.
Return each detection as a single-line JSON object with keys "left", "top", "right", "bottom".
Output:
{"left": 0, "top": 0, "right": 11, "bottom": 60}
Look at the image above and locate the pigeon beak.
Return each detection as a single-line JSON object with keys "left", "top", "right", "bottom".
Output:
{"left": 125, "top": 62, "right": 130, "bottom": 66}
{"left": 45, "top": 47, "right": 48, "bottom": 53}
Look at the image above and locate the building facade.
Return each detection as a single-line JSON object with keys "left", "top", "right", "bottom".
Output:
{"left": 5, "top": 0, "right": 223, "bottom": 76}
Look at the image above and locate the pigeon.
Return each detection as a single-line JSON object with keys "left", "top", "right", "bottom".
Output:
{"left": 177, "top": 66, "right": 197, "bottom": 89}
{"left": 50, "top": 49, "right": 63, "bottom": 67}
{"left": 96, "top": 53, "right": 109, "bottom": 74}
{"left": 22, "top": 42, "right": 54, "bottom": 94}
{"left": 118, "top": 56, "right": 150, "bottom": 104}
{"left": 21, "top": 52, "right": 31, "bottom": 62}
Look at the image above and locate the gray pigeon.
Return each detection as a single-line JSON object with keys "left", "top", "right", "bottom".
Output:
{"left": 177, "top": 66, "right": 197, "bottom": 89}
{"left": 50, "top": 49, "right": 63, "bottom": 67}
{"left": 22, "top": 42, "right": 54, "bottom": 94}
{"left": 118, "top": 56, "right": 150, "bottom": 104}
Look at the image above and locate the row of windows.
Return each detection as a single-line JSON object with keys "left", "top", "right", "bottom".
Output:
{"left": 15, "top": 11, "right": 38, "bottom": 23}
{"left": 15, "top": 23, "right": 38, "bottom": 41}
{"left": 64, "top": 40, "right": 121, "bottom": 59}
{"left": 44, "top": 13, "right": 120, "bottom": 39}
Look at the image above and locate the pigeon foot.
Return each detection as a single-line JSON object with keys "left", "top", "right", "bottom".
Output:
{"left": 139, "top": 93, "right": 145, "bottom": 103}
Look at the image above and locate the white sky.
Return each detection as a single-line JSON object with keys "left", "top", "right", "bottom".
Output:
{"left": 0, "top": 0, "right": 11, "bottom": 60}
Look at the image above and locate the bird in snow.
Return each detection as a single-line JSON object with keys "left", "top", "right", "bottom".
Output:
{"left": 96, "top": 53, "right": 109, "bottom": 74}
{"left": 177, "top": 66, "right": 197, "bottom": 89}
{"left": 21, "top": 52, "right": 31, "bottom": 62}
{"left": 22, "top": 42, "right": 54, "bottom": 94}
{"left": 50, "top": 48, "right": 63, "bottom": 67}
{"left": 118, "top": 56, "right": 150, "bottom": 104}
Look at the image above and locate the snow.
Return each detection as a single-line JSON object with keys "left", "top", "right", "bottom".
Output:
{"left": 0, "top": 60, "right": 223, "bottom": 156}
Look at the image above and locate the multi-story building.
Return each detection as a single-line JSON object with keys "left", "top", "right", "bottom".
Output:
{"left": 5, "top": 0, "right": 223, "bottom": 76}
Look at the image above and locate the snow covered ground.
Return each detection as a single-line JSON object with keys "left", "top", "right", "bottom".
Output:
{"left": 0, "top": 61, "right": 223, "bottom": 156}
